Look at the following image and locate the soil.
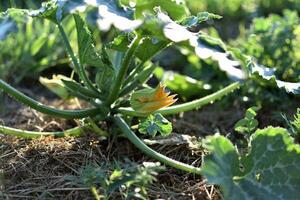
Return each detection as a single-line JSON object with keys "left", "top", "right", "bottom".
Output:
{"left": 0, "top": 82, "right": 298, "bottom": 200}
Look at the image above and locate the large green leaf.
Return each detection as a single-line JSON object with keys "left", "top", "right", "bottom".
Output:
{"left": 29, "top": 0, "right": 141, "bottom": 31}
{"left": 108, "top": 34, "right": 169, "bottom": 63}
{"left": 153, "top": 11, "right": 247, "bottom": 81}
{"left": 134, "top": 0, "right": 189, "bottom": 21}
{"left": 202, "top": 127, "right": 300, "bottom": 200}
{"left": 96, "top": 0, "right": 142, "bottom": 32}
{"left": 135, "top": 37, "right": 170, "bottom": 63}
{"left": 147, "top": 10, "right": 300, "bottom": 94}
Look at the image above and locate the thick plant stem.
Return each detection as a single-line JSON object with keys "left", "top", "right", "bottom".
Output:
{"left": 0, "top": 79, "right": 106, "bottom": 119}
{"left": 117, "top": 82, "right": 240, "bottom": 117}
{"left": 122, "top": 61, "right": 145, "bottom": 86}
{"left": 113, "top": 116, "right": 202, "bottom": 175}
{"left": 119, "top": 63, "right": 157, "bottom": 97}
{"left": 106, "top": 35, "right": 142, "bottom": 106}
{"left": 0, "top": 124, "right": 88, "bottom": 138}
{"left": 85, "top": 117, "right": 108, "bottom": 137}
{"left": 57, "top": 23, "right": 99, "bottom": 93}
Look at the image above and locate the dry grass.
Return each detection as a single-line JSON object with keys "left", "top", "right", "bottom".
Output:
{"left": 0, "top": 91, "right": 245, "bottom": 200}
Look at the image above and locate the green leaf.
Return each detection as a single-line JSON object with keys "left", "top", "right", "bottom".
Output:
{"left": 96, "top": 0, "right": 142, "bottom": 32}
{"left": 181, "top": 12, "right": 222, "bottom": 28}
{"left": 134, "top": 0, "right": 189, "bottom": 21}
{"left": 73, "top": 13, "right": 104, "bottom": 68}
{"left": 109, "top": 35, "right": 169, "bottom": 63}
{"left": 203, "top": 127, "right": 300, "bottom": 200}
{"left": 61, "top": 79, "right": 100, "bottom": 99}
{"left": 138, "top": 113, "right": 172, "bottom": 137}
{"left": 95, "top": 63, "right": 116, "bottom": 96}
{"left": 28, "top": 0, "right": 141, "bottom": 31}
{"left": 152, "top": 11, "right": 246, "bottom": 81}
{"left": 30, "top": 33, "right": 47, "bottom": 56}
{"left": 95, "top": 47, "right": 115, "bottom": 95}
{"left": 136, "top": 37, "right": 169, "bottom": 63}
{"left": 234, "top": 106, "right": 260, "bottom": 134}
{"left": 74, "top": 13, "right": 115, "bottom": 95}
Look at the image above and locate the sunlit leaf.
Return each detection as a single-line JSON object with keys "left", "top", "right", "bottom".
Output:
{"left": 156, "top": 11, "right": 247, "bottom": 81}
{"left": 249, "top": 61, "right": 300, "bottom": 94}
{"left": 181, "top": 11, "right": 222, "bottom": 28}
{"left": 108, "top": 34, "right": 169, "bottom": 63}
{"left": 134, "top": 0, "right": 189, "bottom": 21}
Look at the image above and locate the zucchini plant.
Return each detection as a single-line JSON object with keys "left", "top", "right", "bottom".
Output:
{"left": 0, "top": 0, "right": 242, "bottom": 175}
{"left": 0, "top": 1, "right": 300, "bottom": 197}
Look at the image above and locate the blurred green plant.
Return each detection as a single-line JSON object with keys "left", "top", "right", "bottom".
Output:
{"left": 0, "top": 16, "right": 75, "bottom": 82}
{"left": 236, "top": 10, "right": 300, "bottom": 82}
{"left": 66, "top": 162, "right": 164, "bottom": 200}
{"left": 187, "top": 0, "right": 300, "bottom": 20}
{"left": 234, "top": 106, "right": 260, "bottom": 135}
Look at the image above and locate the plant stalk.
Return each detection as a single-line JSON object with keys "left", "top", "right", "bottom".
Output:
{"left": 57, "top": 23, "right": 99, "bottom": 93}
{"left": 0, "top": 79, "right": 107, "bottom": 119}
{"left": 106, "top": 35, "right": 142, "bottom": 106}
{"left": 0, "top": 124, "right": 88, "bottom": 138}
{"left": 113, "top": 116, "right": 202, "bottom": 175}
{"left": 117, "top": 82, "right": 240, "bottom": 117}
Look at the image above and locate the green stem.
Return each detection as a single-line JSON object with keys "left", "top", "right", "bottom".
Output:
{"left": 113, "top": 116, "right": 202, "bottom": 175}
{"left": 85, "top": 117, "right": 108, "bottom": 137}
{"left": 122, "top": 61, "right": 145, "bottom": 86}
{"left": 90, "top": 186, "right": 101, "bottom": 200}
{"left": 0, "top": 79, "right": 107, "bottom": 119}
{"left": 0, "top": 124, "right": 88, "bottom": 138}
{"left": 117, "top": 82, "right": 240, "bottom": 117}
{"left": 57, "top": 23, "right": 99, "bottom": 94}
{"left": 106, "top": 35, "right": 142, "bottom": 106}
{"left": 119, "top": 63, "right": 157, "bottom": 97}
